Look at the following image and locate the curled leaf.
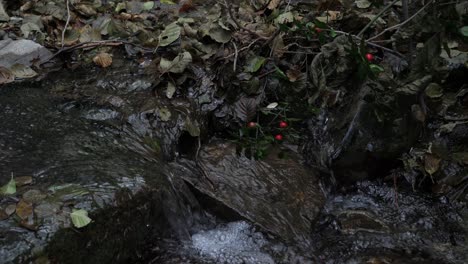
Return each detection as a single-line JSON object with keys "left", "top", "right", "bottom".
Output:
{"left": 0, "top": 67, "right": 15, "bottom": 84}
{"left": 266, "top": 102, "right": 278, "bottom": 109}
{"left": 93, "top": 53, "right": 113, "bottom": 68}
{"left": 10, "top": 64, "right": 37, "bottom": 78}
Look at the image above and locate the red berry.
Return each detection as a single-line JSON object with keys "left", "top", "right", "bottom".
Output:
{"left": 279, "top": 121, "right": 288, "bottom": 128}
{"left": 274, "top": 134, "right": 283, "bottom": 141}
{"left": 365, "top": 53, "right": 374, "bottom": 62}
{"left": 315, "top": 28, "right": 322, "bottom": 33}
{"left": 247, "top": 122, "right": 256, "bottom": 128}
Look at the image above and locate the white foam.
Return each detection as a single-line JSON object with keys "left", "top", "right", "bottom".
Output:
{"left": 191, "top": 221, "right": 275, "bottom": 264}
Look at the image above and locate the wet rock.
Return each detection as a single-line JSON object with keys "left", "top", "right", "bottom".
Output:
{"left": 313, "top": 181, "right": 467, "bottom": 263}
{"left": 0, "top": 39, "right": 52, "bottom": 68}
{"left": 22, "top": 189, "right": 47, "bottom": 203}
{"left": 176, "top": 140, "right": 325, "bottom": 243}
{"left": 34, "top": 202, "right": 60, "bottom": 218}
{"left": 15, "top": 199, "right": 33, "bottom": 220}
{"left": 337, "top": 210, "right": 390, "bottom": 234}
{"left": 15, "top": 176, "right": 33, "bottom": 187}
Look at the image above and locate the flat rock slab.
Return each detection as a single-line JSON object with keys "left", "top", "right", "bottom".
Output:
{"left": 0, "top": 39, "right": 52, "bottom": 68}
{"left": 182, "top": 141, "right": 325, "bottom": 243}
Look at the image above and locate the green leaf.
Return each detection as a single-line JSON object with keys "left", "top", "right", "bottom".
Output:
{"left": 460, "top": 26, "right": 468, "bottom": 37}
{"left": 245, "top": 56, "right": 266, "bottom": 73}
{"left": 166, "top": 82, "right": 176, "bottom": 99}
{"left": 159, "top": 23, "right": 181, "bottom": 47}
{"left": 143, "top": 1, "right": 155, "bottom": 10}
{"left": 70, "top": 209, "right": 92, "bottom": 228}
{"left": 160, "top": 51, "right": 192, "bottom": 73}
{"left": 329, "top": 28, "right": 337, "bottom": 38}
{"left": 161, "top": 0, "right": 176, "bottom": 4}
{"left": 273, "top": 66, "right": 288, "bottom": 80}
{"left": 369, "top": 64, "right": 384, "bottom": 74}
{"left": 184, "top": 117, "right": 200, "bottom": 137}
{"left": 158, "top": 107, "right": 172, "bottom": 121}
{"left": 0, "top": 177, "right": 16, "bottom": 195}
{"left": 313, "top": 20, "right": 327, "bottom": 29}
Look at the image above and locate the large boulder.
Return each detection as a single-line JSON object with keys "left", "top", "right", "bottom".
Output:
{"left": 0, "top": 39, "right": 52, "bottom": 68}
{"left": 175, "top": 141, "right": 326, "bottom": 243}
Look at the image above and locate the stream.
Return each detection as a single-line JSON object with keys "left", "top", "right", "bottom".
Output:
{"left": 0, "top": 55, "right": 467, "bottom": 264}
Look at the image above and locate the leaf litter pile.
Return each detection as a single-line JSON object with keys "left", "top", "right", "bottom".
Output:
{"left": 1, "top": 0, "right": 468, "bottom": 226}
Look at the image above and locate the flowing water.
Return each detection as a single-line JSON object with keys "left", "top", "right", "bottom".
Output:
{"left": 0, "top": 59, "right": 466, "bottom": 264}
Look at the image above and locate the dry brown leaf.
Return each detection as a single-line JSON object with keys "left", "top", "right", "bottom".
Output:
{"left": 268, "top": 0, "right": 281, "bottom": 10}
{"left": 286, "top": 67, "right": 302, "bottom": 82}
{"left": 424, "top": 153, "right": 441, "bottom": 176}
{"left": 0, "top": 67, "right": 15, "bottom": 85}
{"left": 93, "top": 53, "right": 113, "bottom": 68}
{"left": 16, "top": 199, "right": 33, "bottom": 220}
{"left": 179, "top": 0, "right": 195, "bottom": 13}
{"left": 411, "top": 104, "right": 426, "bottom": 123}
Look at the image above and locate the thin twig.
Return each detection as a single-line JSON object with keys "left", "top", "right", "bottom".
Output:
{"left": 332, "top": 30, "right": 404, "bottom": 57}
{"left": 222, "top": 38, "right": 260, "bottom": 59}
{"left": 61, "top": 0, "right": 71, "bottom": 49}
{"left": 232, "top": 41, "right": 238, "bottom": 72}
{"left": 41, "top": 40, "right": 153, "bottom": 65}
{"left": 367, "top": 0, "right": 434, "bottom": 42}
{"left": 357, "top": 0, "right": 400, "bottom": 37}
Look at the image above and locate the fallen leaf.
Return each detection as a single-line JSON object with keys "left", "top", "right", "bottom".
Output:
{"left": 159, "top": 23, "right": 181, "bottom": 47}
{"left": 93, "top": 53, "right": 113, "bottom": 68}
{"left": 275, "top": 12, "right": 294, "bottom": 25}
{"left": 266, "top": 102, "right": 278, "bottom": 109}
{"left": 70, "top": 209, "right": 92, "bottom": 228}
{"left": 235, "top": 97, "right": 257, "bottom": 122}
{"left": 166, "top": 82, "right": 176, "bottom": 98}
{"left": 268, "top": 0, "right": 281, "bottom": 10}
{"left": 159, "top": 107, "right": 172, "bottom": 121}
{"left": 244, "top": 56, "right": 266, "bottom": 73}
{"left": 411, "top": 104, "right": 426, "bottom": 123}
{"left": 355, "top": 0, "right": 371, "bottom": 8}
{"left": 160, "top": 51, "right": 192, "bottom": 73}
{"left": 16, "top": 199, "right": 33, "bottom": 220}
{"left": 179, "top": 0, "right": 195, "bottom": 13}
{"left": 286, "top": 68, "right": 302, "bottom": 82}
{"left": 0, "top": 67, "right": 15, "bottom": 85}
{"left": 425, "top": 83, "right": 443, "bottom": 99}
{"left": 0, "top": 176, "right": 16, "bottom": 195}
{"left": 184, "top": 117, "right": 200, "bottom": 137}
{"left": 10, "top": 64, "right": 37, "bottom": 78}
{"left": 424, "top": 153, "right": 441, "bottom": 176}
{"left": 208, "top": 27, "right": 231, "bottom": 43}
